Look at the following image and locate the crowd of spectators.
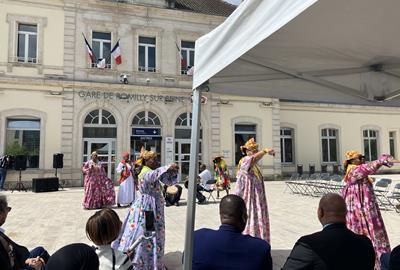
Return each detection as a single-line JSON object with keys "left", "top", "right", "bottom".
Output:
{"left": 1, "top": 192, "right": 399, "bottom": 270}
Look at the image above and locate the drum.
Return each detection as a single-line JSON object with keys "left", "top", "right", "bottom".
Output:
{"left": 166, "top": 185, "right": 178, "bottom": 195}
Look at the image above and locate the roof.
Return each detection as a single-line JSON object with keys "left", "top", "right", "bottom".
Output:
{"left": 174, "top": 0, "right": 236, "bottom": 17}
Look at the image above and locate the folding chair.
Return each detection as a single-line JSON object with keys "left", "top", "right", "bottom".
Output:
{"left": 387, "top": 183, "right": 400, "bottom": 213}
{"left": 374, "top": 179, "right": 392, "bottom": 211}
{"left": 202, "top": 179, "right": 217, "bottom": 203}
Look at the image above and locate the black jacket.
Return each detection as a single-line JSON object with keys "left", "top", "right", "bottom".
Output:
{"left": 282, "top": 223, "right": 375, "bottom": 270}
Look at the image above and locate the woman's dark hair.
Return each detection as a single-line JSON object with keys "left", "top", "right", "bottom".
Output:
{"left": 86, "top": 208, "right": 121, "bottom": 245}
{"left": 46, "top": 243, "right": 99, "bottom": 270}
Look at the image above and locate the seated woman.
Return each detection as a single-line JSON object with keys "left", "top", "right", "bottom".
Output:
{"left": 86, "top": 208, "right": 131, "bottom": 270}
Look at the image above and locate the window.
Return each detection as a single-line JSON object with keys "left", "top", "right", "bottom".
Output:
{"left": 181, "top": 41, "right": 195, "bottom": 74}
{"left": 92, "top": 32, "right": 111, "bottom": 68}
{"left": 131, "top": 111, "right": 162, "bottom": 160}
{"left": 132, "top": 111, "right": 161, "bottom": 126}
{"left": 321, "top": 128, "right": 338, "bottom": 163}
{"left": 280, "top": 128, "right": 294, "bottom": 163}
{"left": 138, "top": 36, "right": 156, "bottom": 72}
{"left": 17, "top": 24, "right": 37, "bottom": 63}
{"left": 234, "top": 124, "right": 256, "bottom": 165}
{"left": 175, "top": 112, "right": 202, "bottom": 139}
{"left": 363, "top": 130, "right": 378, "bottom": 161}
{"left": 5, "top": 119, "right": 40, "bottom": 168}
{"left": 83, "top": 109, "right": 116, "bottom": 138}
{"left": 389, "top": 131, "right": 396, "bottom": 158}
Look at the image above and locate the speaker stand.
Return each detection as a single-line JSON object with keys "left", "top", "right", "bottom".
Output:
{"left": 55, "top": 168, "right": 64, "bottom": 190}
{"left": 11, "top": 169, "right": 27, "bottom": 193}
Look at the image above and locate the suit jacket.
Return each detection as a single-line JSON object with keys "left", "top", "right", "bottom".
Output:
{"left": 193, "top": 224, "right": 272, "bottom": 270}
{"left": 282, "top": 223, "right": 375, "bottom": 270}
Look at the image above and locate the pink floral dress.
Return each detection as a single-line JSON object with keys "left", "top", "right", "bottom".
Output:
{"left": 82, "top": 160, "right": 116, "bottom": 209}
{"left": 235, "top": 155, "right": 270, "bottom": 243}
{"left": 342, "top": 154, "right": 392, "bottom": 269}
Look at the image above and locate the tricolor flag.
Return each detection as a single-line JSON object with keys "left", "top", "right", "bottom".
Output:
{"left": 175, "top": 42, "right": 187, "bottom": 70}
{"left": 82, "top": 33, "right": 96, "bottom": 63}
{"left": 111, "top": 40, "right": 122, "bottom": 65}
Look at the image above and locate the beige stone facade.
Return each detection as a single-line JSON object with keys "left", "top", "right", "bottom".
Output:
{"left": 1, "top": 0, "right": 400, "bottom": 188}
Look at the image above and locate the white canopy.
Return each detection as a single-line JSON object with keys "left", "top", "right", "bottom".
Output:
{"left": 183, "top": 1, "right": 400, "bottom": 269}
{"left": 193, "top": 0, "right": 400, "bottom": 106}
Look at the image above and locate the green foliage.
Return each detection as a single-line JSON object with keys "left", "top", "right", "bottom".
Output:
{"left": 4, "top": 142, "right": 28, "bottom": 155}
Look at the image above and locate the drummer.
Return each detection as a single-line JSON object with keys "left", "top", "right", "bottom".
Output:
{"left": 163, "top": 183, "right": 182, "bottom": 207}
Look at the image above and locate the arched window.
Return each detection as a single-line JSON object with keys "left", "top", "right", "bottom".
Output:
{"left": 131, "top": 111, "right": 162, "bottom": 160}
{"left": 132, "top": 111, "right": 161, "bottom": 126}
{"left": 84, "top": 109, "right": 116, "bottom": 125}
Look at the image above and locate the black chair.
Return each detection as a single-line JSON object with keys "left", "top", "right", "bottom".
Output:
{"left": 202, "top": 179, "right": 217, "bottom": 203}
{"left": 321, "top": 164, "right": 328, "bottom": 173}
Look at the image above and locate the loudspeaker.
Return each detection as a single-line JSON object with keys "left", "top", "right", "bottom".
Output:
{"left": 32, "top": 177, "right": 59, "bottom": 193}
{"left": 14, "top": 155, "right": 27, "bottom": 171}
{"left": 53, "top": 153, "right": 64, "bottom": 169}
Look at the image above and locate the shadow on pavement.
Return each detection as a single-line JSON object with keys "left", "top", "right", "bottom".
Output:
{"left": 164, "top": 251, "right": 183, "bottom": 270}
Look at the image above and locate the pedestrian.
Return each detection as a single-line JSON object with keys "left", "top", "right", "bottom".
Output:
{"left": 0, "top": 155, "right": 10, "bottom": 191}
{"left": 113, "top": 147, "right": 179, "bottom": 269}
{"left": 235, "top": 138, "right": 275, "bottom": 243}
{"left": 342, "top": 150, "right": 394, "bottom": 269}
{"left": 116, "top": 152, "right": 136, "bottom": 207}
{"left": 82, "top": 151, "right": 116, "bottom": 209}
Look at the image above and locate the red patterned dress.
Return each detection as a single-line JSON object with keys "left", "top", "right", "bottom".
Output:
{"left": 235, "top": 155, "right": 270, "bottom": 243}
{"left": 342, "top": 154, "right": 392, "bottom": 269}
{"left": 82, "top": 160, "right": 116, "bottom": 209}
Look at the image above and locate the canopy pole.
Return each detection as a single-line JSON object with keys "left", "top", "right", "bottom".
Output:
{"left": 183, "top": 87, "right": 202, "bottom": 270}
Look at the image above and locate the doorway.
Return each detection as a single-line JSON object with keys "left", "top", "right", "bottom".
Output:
{"left": 83, "top": 138, "right": 116, "bottom": 180}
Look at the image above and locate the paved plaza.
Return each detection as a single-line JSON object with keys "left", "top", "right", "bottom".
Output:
{"left": 2, "top": 179, "right": 400, "bottom": 269}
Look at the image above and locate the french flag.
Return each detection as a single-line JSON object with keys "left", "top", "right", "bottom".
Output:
{"left": 82, "top": 33, "right": 96, "bottom": 63}
{"left": 111, "top": 40, "right": 122, "bottom": 65}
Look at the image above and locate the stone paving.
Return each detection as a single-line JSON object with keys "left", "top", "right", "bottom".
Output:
{"left": 1, "top": 177, "right": 400, "bottom": 269}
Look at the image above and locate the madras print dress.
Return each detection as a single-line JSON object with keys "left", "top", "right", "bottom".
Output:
{"left": 82, "top": 160, "right": 116, "bottom": 209}
{"left": 113, "top": 165, "right": 177, "bottom": 270}
{"left": 342, "top": 154, "right": 392, "bottom": 269}
{"left": 235, "top": 155, "right": 270, "bottom": 243}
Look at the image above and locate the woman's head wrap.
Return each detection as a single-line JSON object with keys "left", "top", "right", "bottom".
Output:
{"left": 240, "top": 138, "right": 259, "bottom": 153}
{"left": 140, "top": 147, "right": 157, "bottom": 160}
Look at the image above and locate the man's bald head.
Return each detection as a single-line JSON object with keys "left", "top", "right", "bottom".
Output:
{"left": 219, "top": 195, "right": 247, "bottom": 231}
{"left": 318, "top": 193, "right": 347, "bottom": 226}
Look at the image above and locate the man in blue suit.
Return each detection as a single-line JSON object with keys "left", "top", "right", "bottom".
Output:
{"left": 192, "top": 194, "right": 272, "bottom": 270}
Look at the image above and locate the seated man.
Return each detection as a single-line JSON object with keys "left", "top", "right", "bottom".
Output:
{"left": 282, "top": 193, "right": 375, "bottom": 270}
{"left": 192, "top": 194, "right": 272, "bottom": 270}
{"left": 381, "top": 244, "right": 400, "bottom": 270}
{"left": 0, "top": 195, "right": 50, "bottom": 270}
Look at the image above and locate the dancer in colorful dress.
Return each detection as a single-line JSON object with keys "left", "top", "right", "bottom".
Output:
{"left": 235, "top": 138, "right": 275, "bottom": 243}
{"left": 116, "top": 152, "right": 136, "bottom": 207}
{"left": 213, "top": 156, "right": 231, "bottom": 199}
{"left": 342, "top": 150, "right": 393, "bottom": 269}
{"left": 82, "top": 151, "right": 116, "bottom": 209}
{"left": 112, "top": 147, "right": 179, "bottom": 270}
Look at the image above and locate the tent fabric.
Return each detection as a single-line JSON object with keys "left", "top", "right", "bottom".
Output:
{"left": 193, "top": 0, "right": 400, "bottom": 106}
